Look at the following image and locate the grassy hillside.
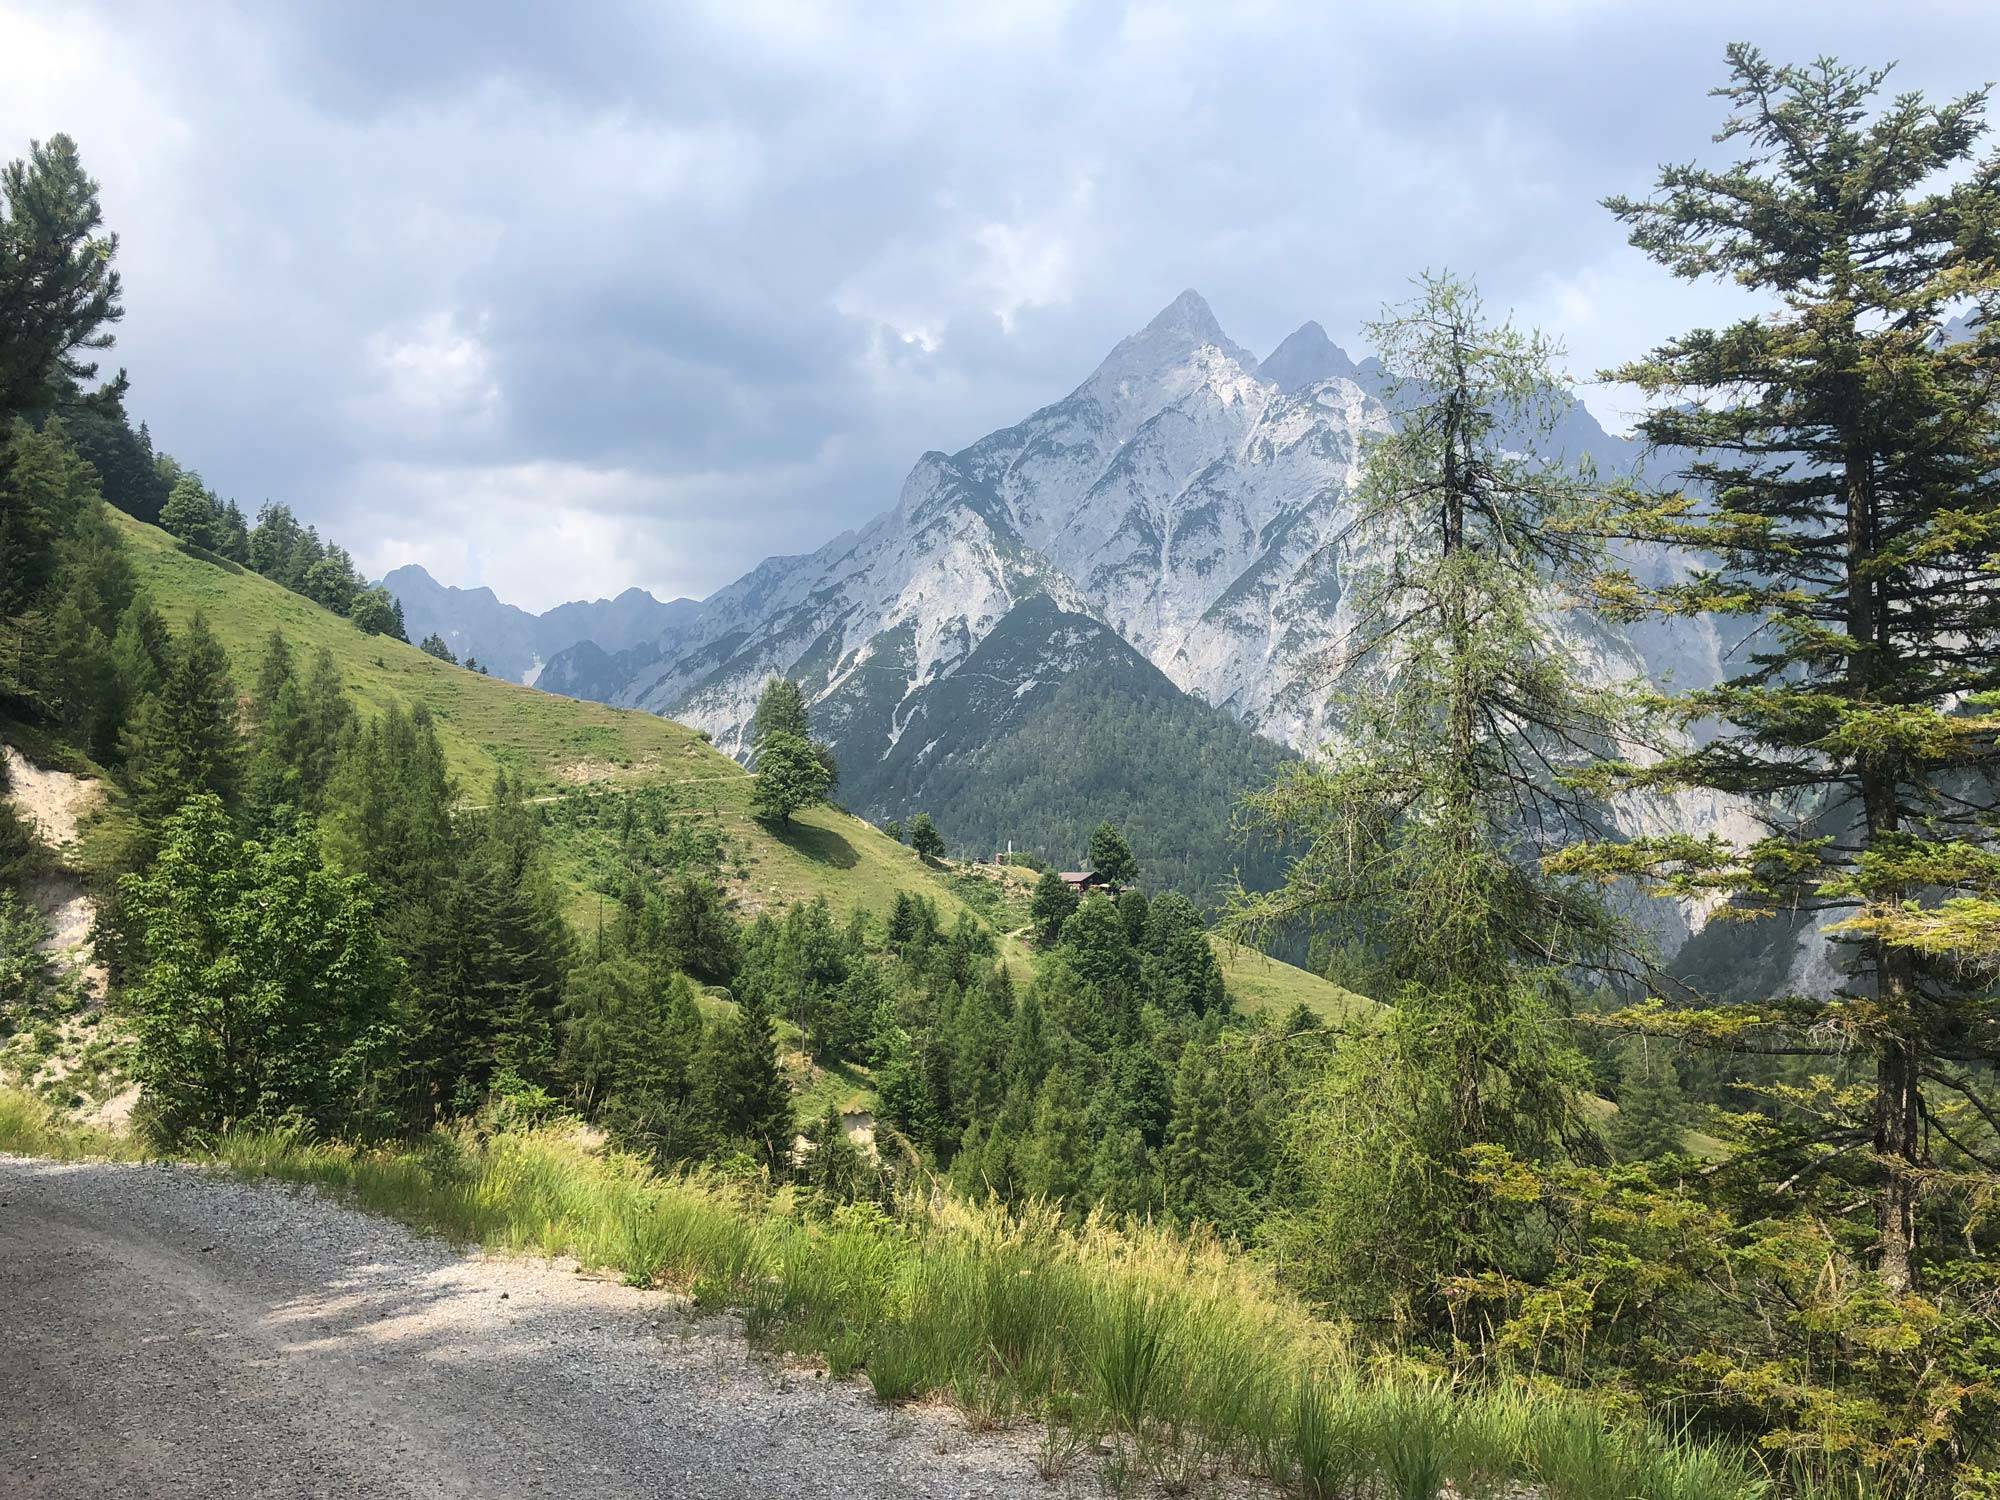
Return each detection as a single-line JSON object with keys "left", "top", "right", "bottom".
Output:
{"left": 117, "top": 511, "right": 716, "bottom": 793}
{"left": 114, "top": 511, "right": 1358, "bottom": 1015}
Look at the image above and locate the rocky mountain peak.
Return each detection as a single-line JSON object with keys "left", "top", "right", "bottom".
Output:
{"left": 1258, "top": 320, "right": 1359, "bottom": 392}
{"left": 1077, "top": 289, "right": 1260, "bottom": 445}
{"left": 1144, "top": 288, "right": 1227, "bottom": 342}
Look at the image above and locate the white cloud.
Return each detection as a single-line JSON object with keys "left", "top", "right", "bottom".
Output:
{"left": 358, "top": 310, "right": 502, "bottom": 436}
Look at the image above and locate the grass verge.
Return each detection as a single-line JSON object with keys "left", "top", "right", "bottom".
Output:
{"left": 0, "top": 1087, "right": 148, "bottom": 1161}
{"left": 0, "top": 1086, "right": 1785, "bottom": 1499}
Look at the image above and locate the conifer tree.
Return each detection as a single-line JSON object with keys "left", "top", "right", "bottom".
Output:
{"left": 215, "top": 497, "right": 249, "bottom": 563}
{"left": 886, "top": 889, "right": 929, "bottom": 953}
{"left": 1030, "top": 868, "right": 1079, "bottom": 945}
{"left": 1607, "top": 1040, "right": 1689, "bottom": 1163}
{"left": 949, "top": 977, "right": 1009, "bottom": 1126}
{"left": 122, "top": 611, "right": 242, "bottom": 823}
{"left": 250, "top": 630, "right": 293, "bottom": 723}
{"left": 1116, "top": 887, "right": 1149, "bottom": 947}
{"left": 292, "top": 648, "right": 356, "bottom": 802}
{"left": 1560, "top": 47, "right": 2000, "bottom": 1292}
{"left": 798, "top": 1105, "right": 875, "bottom": 1215}
{"left": 44, "top": 585, "right": 111, "bottom": 746}
{"left": 1088, "top": 821, "right": 1138, "bottom": 888}
{"left": 0, "top": 753, "right": 34, "bottom": 882}
{"left": 1004, "top": 985, "right": 1052, "bottom": 1091}
{"left": 248, "top": 502, "right": 303, "bottom": 579}
{"left": 700, "top": 988, "right": 791, "bottom": 1165}
{"left": 1060, "top": 895, "right": 1139, "bottom": 994}
{"left": 323, "top": 703, "right": 453, "bottom": 906}
{"left": 1017, "top": 1064, "right": 1092, "bottom": 1207}
{"left": 660, "top": 875, "right": 739, "bottom": 983}
{"left": 1228, "top": 273, "right": 1625, "bottom": 1324}
{"left": 1161, "top": 1043, "right": 1242, "bottom": 1230}
{"left": 1089, "top": 1124, "right": 1159, "bottom": 1219}
{"left": 101, "top": 594, "right": 168, "bottom": 757}
{"left": 0, "top": 134, "right": 123, "bottom": 421}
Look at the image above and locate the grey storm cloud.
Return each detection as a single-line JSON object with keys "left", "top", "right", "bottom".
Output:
{"left": 3, "top": 0, "right": 1996, "bottom": 608}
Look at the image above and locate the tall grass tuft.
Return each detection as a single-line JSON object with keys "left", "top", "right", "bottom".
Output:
{"left": 1289, "top": 1372, "right": 1361, "bottom": 1499}
{"left": 1093, "top": 1290, "right": 1167, "bottom": 1432}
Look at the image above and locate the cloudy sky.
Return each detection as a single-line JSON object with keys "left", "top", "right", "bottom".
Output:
{"left": 3, "top": 2, "right": 1995, "bottom": 609}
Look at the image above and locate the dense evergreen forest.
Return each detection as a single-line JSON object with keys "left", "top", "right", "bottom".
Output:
{"left": 5, "top": 44, "right": 2000, "bottom": 1497}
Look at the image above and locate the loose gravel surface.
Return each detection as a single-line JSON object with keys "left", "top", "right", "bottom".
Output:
{"left": 0, "top": 1155, "right": 1057, "bottom": 1499}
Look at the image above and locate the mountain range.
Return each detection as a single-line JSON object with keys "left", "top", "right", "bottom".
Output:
{"left": 384, "top": 290, "right": 1736, "bottom": 915}
{"left": 383, "top": 564, "right": 696, "bottom": 685}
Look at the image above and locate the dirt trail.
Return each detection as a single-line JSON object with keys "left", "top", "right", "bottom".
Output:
{"left": 0, "top": 1156, "right": 1053, "bottom": 1499}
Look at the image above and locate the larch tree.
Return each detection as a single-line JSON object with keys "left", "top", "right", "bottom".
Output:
{"left": 1228, "top": 272, "right": 1637, "bottom": 1324}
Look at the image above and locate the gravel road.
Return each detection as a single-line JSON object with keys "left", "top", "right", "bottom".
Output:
{"left": 0, "top": 1155, "right": 1053, "bottom": 1499}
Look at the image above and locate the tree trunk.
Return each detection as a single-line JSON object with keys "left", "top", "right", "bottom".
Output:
{"left": 1845, "top": 401, "right": 1923, "bottom": 1293}
{"left": 1873, "top": 1007, "right": 1921, "bottom": 1294}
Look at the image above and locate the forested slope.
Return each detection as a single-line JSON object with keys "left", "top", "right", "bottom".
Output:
{"left": 103, "top": 509, "right": 1351, "bottom": 1012}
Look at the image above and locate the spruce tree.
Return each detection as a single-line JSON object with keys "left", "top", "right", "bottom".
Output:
{"left": 1160, "top": 1043, "right": 1237, "bottom": 1229}
{"left": 1607, "top": 1040, "right": 1689, "bottom": 1163}
{"left": 661, "top": 874, "right": 739, "bottom": 983}
{"left": 700, "top": 988, "right": 791, "bottom": 1166}
{"left": 122, "top": 611, "right": 242, "bottom": 823}
{"left": 1561, "top": 47, "right": 2000, "bottom": 1292}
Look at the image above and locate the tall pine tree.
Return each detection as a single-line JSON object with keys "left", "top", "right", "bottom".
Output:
{"left": 1562, "top": 47, "right": 2000, "bottom": 1293}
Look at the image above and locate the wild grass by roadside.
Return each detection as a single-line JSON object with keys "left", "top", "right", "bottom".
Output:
{"left": 0, "top": 1088, "right": 147, "bottom": 1161}
{"left": 0, "top": 1087, "right": 1791, "bottom": 1499}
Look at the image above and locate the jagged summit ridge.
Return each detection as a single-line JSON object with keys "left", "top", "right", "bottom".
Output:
{"left": 1258, "top": 320, "right": 1360, "bottom": 392}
